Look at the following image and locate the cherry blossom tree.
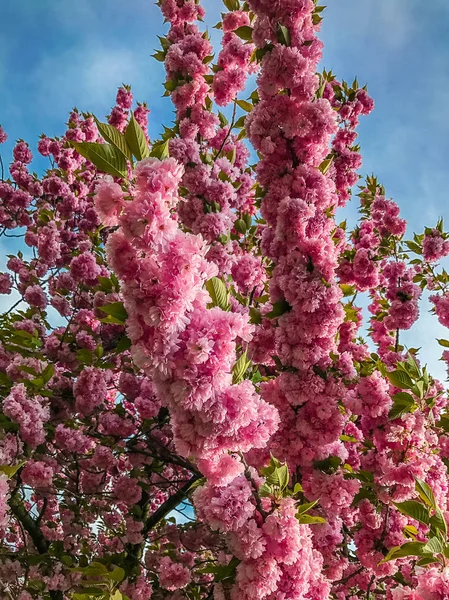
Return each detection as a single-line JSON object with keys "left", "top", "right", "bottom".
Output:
{"left": 1, "top": 1, "right": 449, "bottom": 599}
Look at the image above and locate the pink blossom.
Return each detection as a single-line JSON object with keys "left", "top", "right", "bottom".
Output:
{"left": 0, "top": 475, "right": 9, "bottom": 531}
{"left": 73, "top": 367, "right": 109, "bottom": 415}
{"left": 70, "top": 252, "right": 101, "bottom": 285}
{"left": 3, "top": 384, "right": 49, "bottom": 448}
{"left": 21, "top": 460, "right": 54, "bottom": 489}
{"left": 24, "top": 284, "right": 48, "bottom": 309}
{"left": 158, "top": 556, "right": 191, "bottom": 591}
{"left": 0, "top": 273, "right": 12, "bottom": 294}
{"left": 193, "top": 475, "right": 255, "bottom": 532}
{"left": 94, "top": 180, "right": 125, "bottom": 226}
{"left": 13, "top": 141, "right": 33, "bottom": 164}
{"left": 113, "top": 476, "right": 142, "bottom": 506}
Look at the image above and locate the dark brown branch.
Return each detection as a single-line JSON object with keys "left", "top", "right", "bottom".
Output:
{"left": 143, "top": 474, "right": 200, "bottom": 536}
{"left": 9, "top": 490, "right": 63, "bottom": 600}
{"left": 124, "top": 474, "right": 201, "bottom": 572}
{"left": 9, "top": 490, "right": 49, "bottom": 555}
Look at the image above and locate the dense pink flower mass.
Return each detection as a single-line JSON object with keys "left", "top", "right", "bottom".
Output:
{"left": 1, "top": 1, "right": 449, "bottom": 598}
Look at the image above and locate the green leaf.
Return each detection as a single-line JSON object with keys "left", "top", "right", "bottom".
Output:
{"left": 223, "top": 0, "right": 240, "bottom": 10}
{"left": 265, "top": 299, "right": 291, "bottom": 319}
{"left": 249, "top": 307, "right": 262, "bottom": 325}
{"left": 387, "top": 370, "right": 414, "bottom": 390}
{"left": 416, "top": 556, "right": 440, "bottom": 566}
{"left": 0, "top": 461, "right": 25, "bottom": 478}
{"left": 72, "top": 142, "right": 127, "bottom": 178}
{"left": 319, "top": 157, "right": 333, "bottom": 175}
{"left": 405, "top": 240, "right": 422, "bottom": 255}
{"left": 261, "top": 456, "right": 289, "bottom": 490}
{"left": 76, "top": 348, "right": 94, "bottom": 365}
{"left": 389, "top": 392, "right": 415, "bottom": 420}
{"left": 393, "top": 500, "right": 429, "bottom": 525}
{"left": 232, "top": 351, "right": 251, "bottom": 385}
{"left": 293, "top": 482, "right": 303, "bottom": 494}
{"left": 41, "top": 363, "right": 55, "bottom": 384}
{"left": 94, "top": 118, "right": 133, "bottom": 161}
{"left": 380, "top": 542, "right": 428, "bottom": 563}
{"left": 234, "top": 218, "right": 247, "bottom": 234}
{"left": 276, "top": 24, "right": 291, "bottom": 46}
{"left": 234, "top": 26, "right": 253, "bottom": 41}
{"left": 108, "top": 566, "right": 125, "bottom": 583}
{"left": 98, "top": 302, "right": 128, "bottom": 324}
{"left": 340, "top": 284, "right": 356, "bottom": 297}
{"left": 187, "top": 477, "right": 206, "bottom": 493}
{"left": 258, "top": 482, "right": 274, "bottom": 497}
{"left": 61, "top": 555, "right": 74, "bottom": 567}
{"left": 260, "top": 455, "right": 281, "bottom": 475}
{"left": 115, "top": 335, "right": 132, "bottom": 354}
{"left": 205, "top": 277, "right": 229, "bottom": 310}
{"left": 152, "top": 50, "right": 166, "bottom": 62}
{"left": 403, "top": 525, "right": 419, "bottom": 538}
{"left": 296, "top": 500, "right": 319, "bottom": 515}
{"left": 198, "top": 556, "right": 239, "bottom": 583}
{"left": 313, "top": 455, "right": 341, "bottom": 474}
{"left": 27, "top": 580, "right": 46, "bottom": 592}
{"left": 423, "top": 536, "right": 445, "bottom": 555}
{"left": 266, "top": 464, "right": 289, "bottom": 490}
{"left": 234, "top": 115, "right": 246, "bottom": 128}
{"left": 437, "top": 339, "right": 449, "bottom": 348}
{"left": 236, "top": 99, "right": 253, "bottom": 112}
{"left": 297, "top": 514, "right": 326, "bottom": 525}
{"left": 415, "top": 478, "right": 437, "bottom": 509}
{"left": 150, "top": 139, "right": 170, "bottom": 160}
{"left": 125, "top": 114, "right": 150, "bottom": 161}
{"left": 430, "top": 507, "right": 447, "bottom": 536}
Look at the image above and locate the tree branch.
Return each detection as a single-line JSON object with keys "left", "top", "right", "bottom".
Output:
{"left": 143, "top": 474, "right": 200, "bottom": 536}
{"left": 9, "top": 489, "right": 63, "bottom": 600}
{"left": 9, "top": 489, "right": 49, "bottom": 555}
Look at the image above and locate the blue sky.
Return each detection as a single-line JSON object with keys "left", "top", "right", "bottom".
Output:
{"left": 1, "top": 0, "right": 449, "bottom": 379}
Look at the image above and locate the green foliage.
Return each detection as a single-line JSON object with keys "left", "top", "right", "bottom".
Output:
{"left": 259, "top": 456, "right": 289, "bottom": 498}
{"left": 72, "top": 142, "right": 128, "bottom": 178}
{"left": 415, "top": 478, "right": 437, "bottom": 509}
{"left": 205, "top": 277, "right": 230, "bottom": 311}
{"left": 276, "top": 24, "right": 291, "bottom": 46}
{"left": 94, "top": 118, "right": 133, "bottom": 161}
{"left": 234, "top": 26, "right": 253, "bottom": 40}
{"left": 296, "top": 514, "right": 326, "bottom": 525}
{"left": 387, "top": 355, "right": 432, "bottom": 419}
{"left": 0, "top": 462, "right": 25, "bottom": 478}
{"left": 389, "top": 392, "right": 416, "bottom": 420}
{"left": 232, "top": 350, "right": 252, "bottom": 384}
{"left": 265, "top": 299, "right": 291, "bottom": 319}
{"left": 387, "top": 369, "right": 414, "bottom": 390}
{"left": 98, "top": 302, "right": 128, "bottom": 325}
{"left": 380, "top": 479, "right": 449, "bottom": 564}
{"left": 150, "top": 139, "right": 170, "bottom": 160}
{"left": 381, "top": 542, "right": 430, "bottom": 563}
{"left": 198, "top": 556, "right": 239, "bottom": 583}
{"left": 234, "top": 218, "right": 247, "bottom": 234}
{"left": 70, "top": 561, "right": 126, "bottom": 600}
{"left": 125, "top": 114, "right": 150, "bottom": 161}
{"left": 393, "top": 500, "right": 429, "bottom": 526}
{"left": 223, "top": 0, "right": 240, "bottom": 10}
{"left": 235, "top": 99, "right": 253, "bottom": 112}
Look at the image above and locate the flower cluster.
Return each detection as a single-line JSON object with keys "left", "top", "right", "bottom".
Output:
{"left": 0, "top": 0, "right": 449, "bottom": 598}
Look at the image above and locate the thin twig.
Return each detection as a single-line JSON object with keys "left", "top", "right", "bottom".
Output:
{"left": 214, "top": 100, "right": 238, "bottom": 161}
